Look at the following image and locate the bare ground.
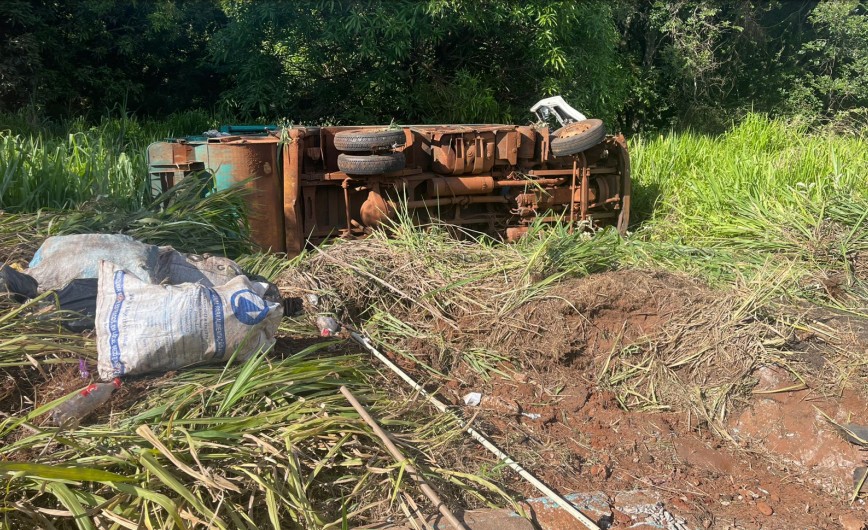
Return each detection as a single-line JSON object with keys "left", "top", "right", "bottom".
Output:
{"left": 363, "top": 269, "right": 868, "bottom": 529}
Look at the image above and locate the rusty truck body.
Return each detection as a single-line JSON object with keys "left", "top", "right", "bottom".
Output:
{"left": 147, "top": 114, "right": 631, "bottom": 254}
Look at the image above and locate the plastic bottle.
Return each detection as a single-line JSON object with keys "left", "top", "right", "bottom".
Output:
{"left": 51, "top": 378, "right": 121, "bottom": 426}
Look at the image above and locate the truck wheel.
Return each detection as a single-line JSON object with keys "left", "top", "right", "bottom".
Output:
{"left": 338, "top": 152, "right": 405, "bottom": 175}
{"left": 550, "top": 119, "right": 606, "bottom": 157}
{"left": 334, "top": 129, "right": 406, "bottom": 152}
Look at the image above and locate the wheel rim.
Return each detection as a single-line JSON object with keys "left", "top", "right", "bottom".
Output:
{"left": 557, "top": 121, "right": 596, "bottom": 139}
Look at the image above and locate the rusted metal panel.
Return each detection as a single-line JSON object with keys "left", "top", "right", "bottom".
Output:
{"left": 146, "top": 141, "right": 204, "bottom": 201}
{"left": 516, "top": 186, "right": 598, "bottom": 211}
{"left": 495, "top": 130, "right": 518, "bottom": 165}
{"left": 284, "top": 129, "right": 305, "bottom": 255}
{"left": 505, "top": 226, "right": 529, "bottom": 242}
{"left": 516, "top": 126, "right": 538, "bottom": 160}
{"left": 613, "top": 134, "right": 631, "bottom": 234}
{"left": 147, "top": 141, "right": 199, "bottom": 170}
{"left": 406, "top": 195, "right": 508, "bottom": 209}
{"left": 429, "top": 131, "right": 496, "bottom": 175}
{"left": 197, "top": 137, "right": 285, "bottom": 252}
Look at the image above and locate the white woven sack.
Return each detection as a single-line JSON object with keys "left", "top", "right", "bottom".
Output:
{"left": 95, "top": 260, "right": 282, "bottom": 379}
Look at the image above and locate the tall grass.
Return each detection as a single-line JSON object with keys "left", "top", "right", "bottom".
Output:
{"left": 628, "top": 114, "right": 868, "bottom": 291}
{"left": 0, "top": 109, "right": 256, "bottom": 256}
{"left": 0, "top": 110, "right": 216, "bottom": 212}
{"left": 0, "top": 131, "right": 145, "bottom": 211}
{"left": 0, "top": 178, "right": 254, "bottom": 260}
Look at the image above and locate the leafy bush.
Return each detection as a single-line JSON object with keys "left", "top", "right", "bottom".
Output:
{"left": 785, "top": 0, "right": 868, "bottom": 129}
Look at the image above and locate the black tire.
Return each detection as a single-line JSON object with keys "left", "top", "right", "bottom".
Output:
{"left": 550, "top": 119, "right": 606, "bottom": 157}
{"left": 338, "top": 152, "right": 405, "bottom": 175}
{"left": 334, "top": 129, "right": 406, "bottom": 152}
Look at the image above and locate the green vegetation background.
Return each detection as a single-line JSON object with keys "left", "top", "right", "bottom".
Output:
{"left": 4, "top": 0, "right": 868, "bottom": 133}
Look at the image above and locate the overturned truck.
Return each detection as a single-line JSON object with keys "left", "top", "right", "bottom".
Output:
{"left": 147, "top": 98, "right": 631, "bottom": 254}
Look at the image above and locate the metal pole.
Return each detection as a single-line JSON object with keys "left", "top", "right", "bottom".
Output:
{"left": 349, "top": 332, "right": 601, "bottom": 530}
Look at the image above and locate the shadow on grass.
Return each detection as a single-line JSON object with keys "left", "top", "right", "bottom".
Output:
{"left": 627, "top": 179, "right": 662, "bottom": 229}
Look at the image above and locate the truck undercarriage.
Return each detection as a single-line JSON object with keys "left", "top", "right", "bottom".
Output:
{"left": 148, "top": 116, "right": 631, "bottom": 254}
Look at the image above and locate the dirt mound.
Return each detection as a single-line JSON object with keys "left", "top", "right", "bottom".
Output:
{"left": 485, "top": 269, "right": 718, "bottom": 360}
{"left": 280, "top": 244, "right": 768, "bottom": 433}
{"left": 453, "top": 269, "right": 765, "bottom": 438}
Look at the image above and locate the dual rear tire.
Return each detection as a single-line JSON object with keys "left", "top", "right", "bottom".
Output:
{"left": 335, "top": 129, "right": 406, "bottom": 175}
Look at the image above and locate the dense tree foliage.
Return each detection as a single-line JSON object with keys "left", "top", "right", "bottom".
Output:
{"left": 1, "top": 0, "right": 224, "bottom": 117}
{"left": 2, "top": 0, "right": 867, "bottom": 132}
{"left": 211, "top": 0, "right": 627, "bottom": 124}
